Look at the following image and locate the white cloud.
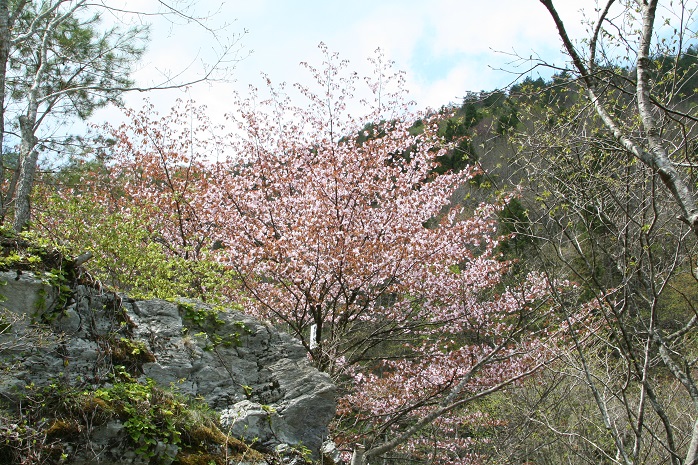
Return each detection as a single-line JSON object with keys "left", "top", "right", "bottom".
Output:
{"left": 94, "top": 0, "right": 603, "bottom": 127}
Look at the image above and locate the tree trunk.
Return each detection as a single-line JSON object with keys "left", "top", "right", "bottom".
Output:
{"left": 635, "top": 0, "right": 698, "bottom": 234}
{"left": 13, "top": 114, "right": 38, "bottom": 231}
{"left": 11, "top": 1, "right": 52, "bottom": 232}
{"left": 0, "top": 0, "right": 9, "bottom": 221}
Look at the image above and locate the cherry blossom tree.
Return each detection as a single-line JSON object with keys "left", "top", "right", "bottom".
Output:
{"left": 201, "top": 45, "right": 560, "bottom": 463}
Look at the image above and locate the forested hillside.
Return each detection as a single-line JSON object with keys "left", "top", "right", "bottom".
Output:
{"left": 2, "top": 1, "right": 698, "bottom": 464}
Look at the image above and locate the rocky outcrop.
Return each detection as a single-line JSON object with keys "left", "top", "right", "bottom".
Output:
{"left": 0, "top": 270, "right": 336, "bottom": 464}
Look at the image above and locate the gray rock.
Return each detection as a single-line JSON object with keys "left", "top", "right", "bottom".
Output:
{"left": 126, "top": 299, "right": 336, "bottom": 454}
{"left": 221, "top": 399, "right": 283, "bottom": 448}
{"left": 0, "top": 270, "right": 57, "bottom": 317}
{"left": 0, "top": 279, "right": 336, "bottom": 463}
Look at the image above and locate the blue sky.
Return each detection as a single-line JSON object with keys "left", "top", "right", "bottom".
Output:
{"left": 93, "top": 0, "right": 596, "bottom": 127}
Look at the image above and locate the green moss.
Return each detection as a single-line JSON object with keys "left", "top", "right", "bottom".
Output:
{"left": 45, "top": 418, "right": 82, "bottom": 439}
{"left": 176, "top": 427, "right": 265, "bottom": 465}
{"left": 104, "top": 336, "right": 156, "bottom": 372}
{"left": 176, "top": 451, "right": 225, "bottom": 465}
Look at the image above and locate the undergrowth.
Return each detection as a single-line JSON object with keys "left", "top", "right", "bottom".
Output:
{"left": 0, "top": 369, "right": 264, "bottom": 464}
